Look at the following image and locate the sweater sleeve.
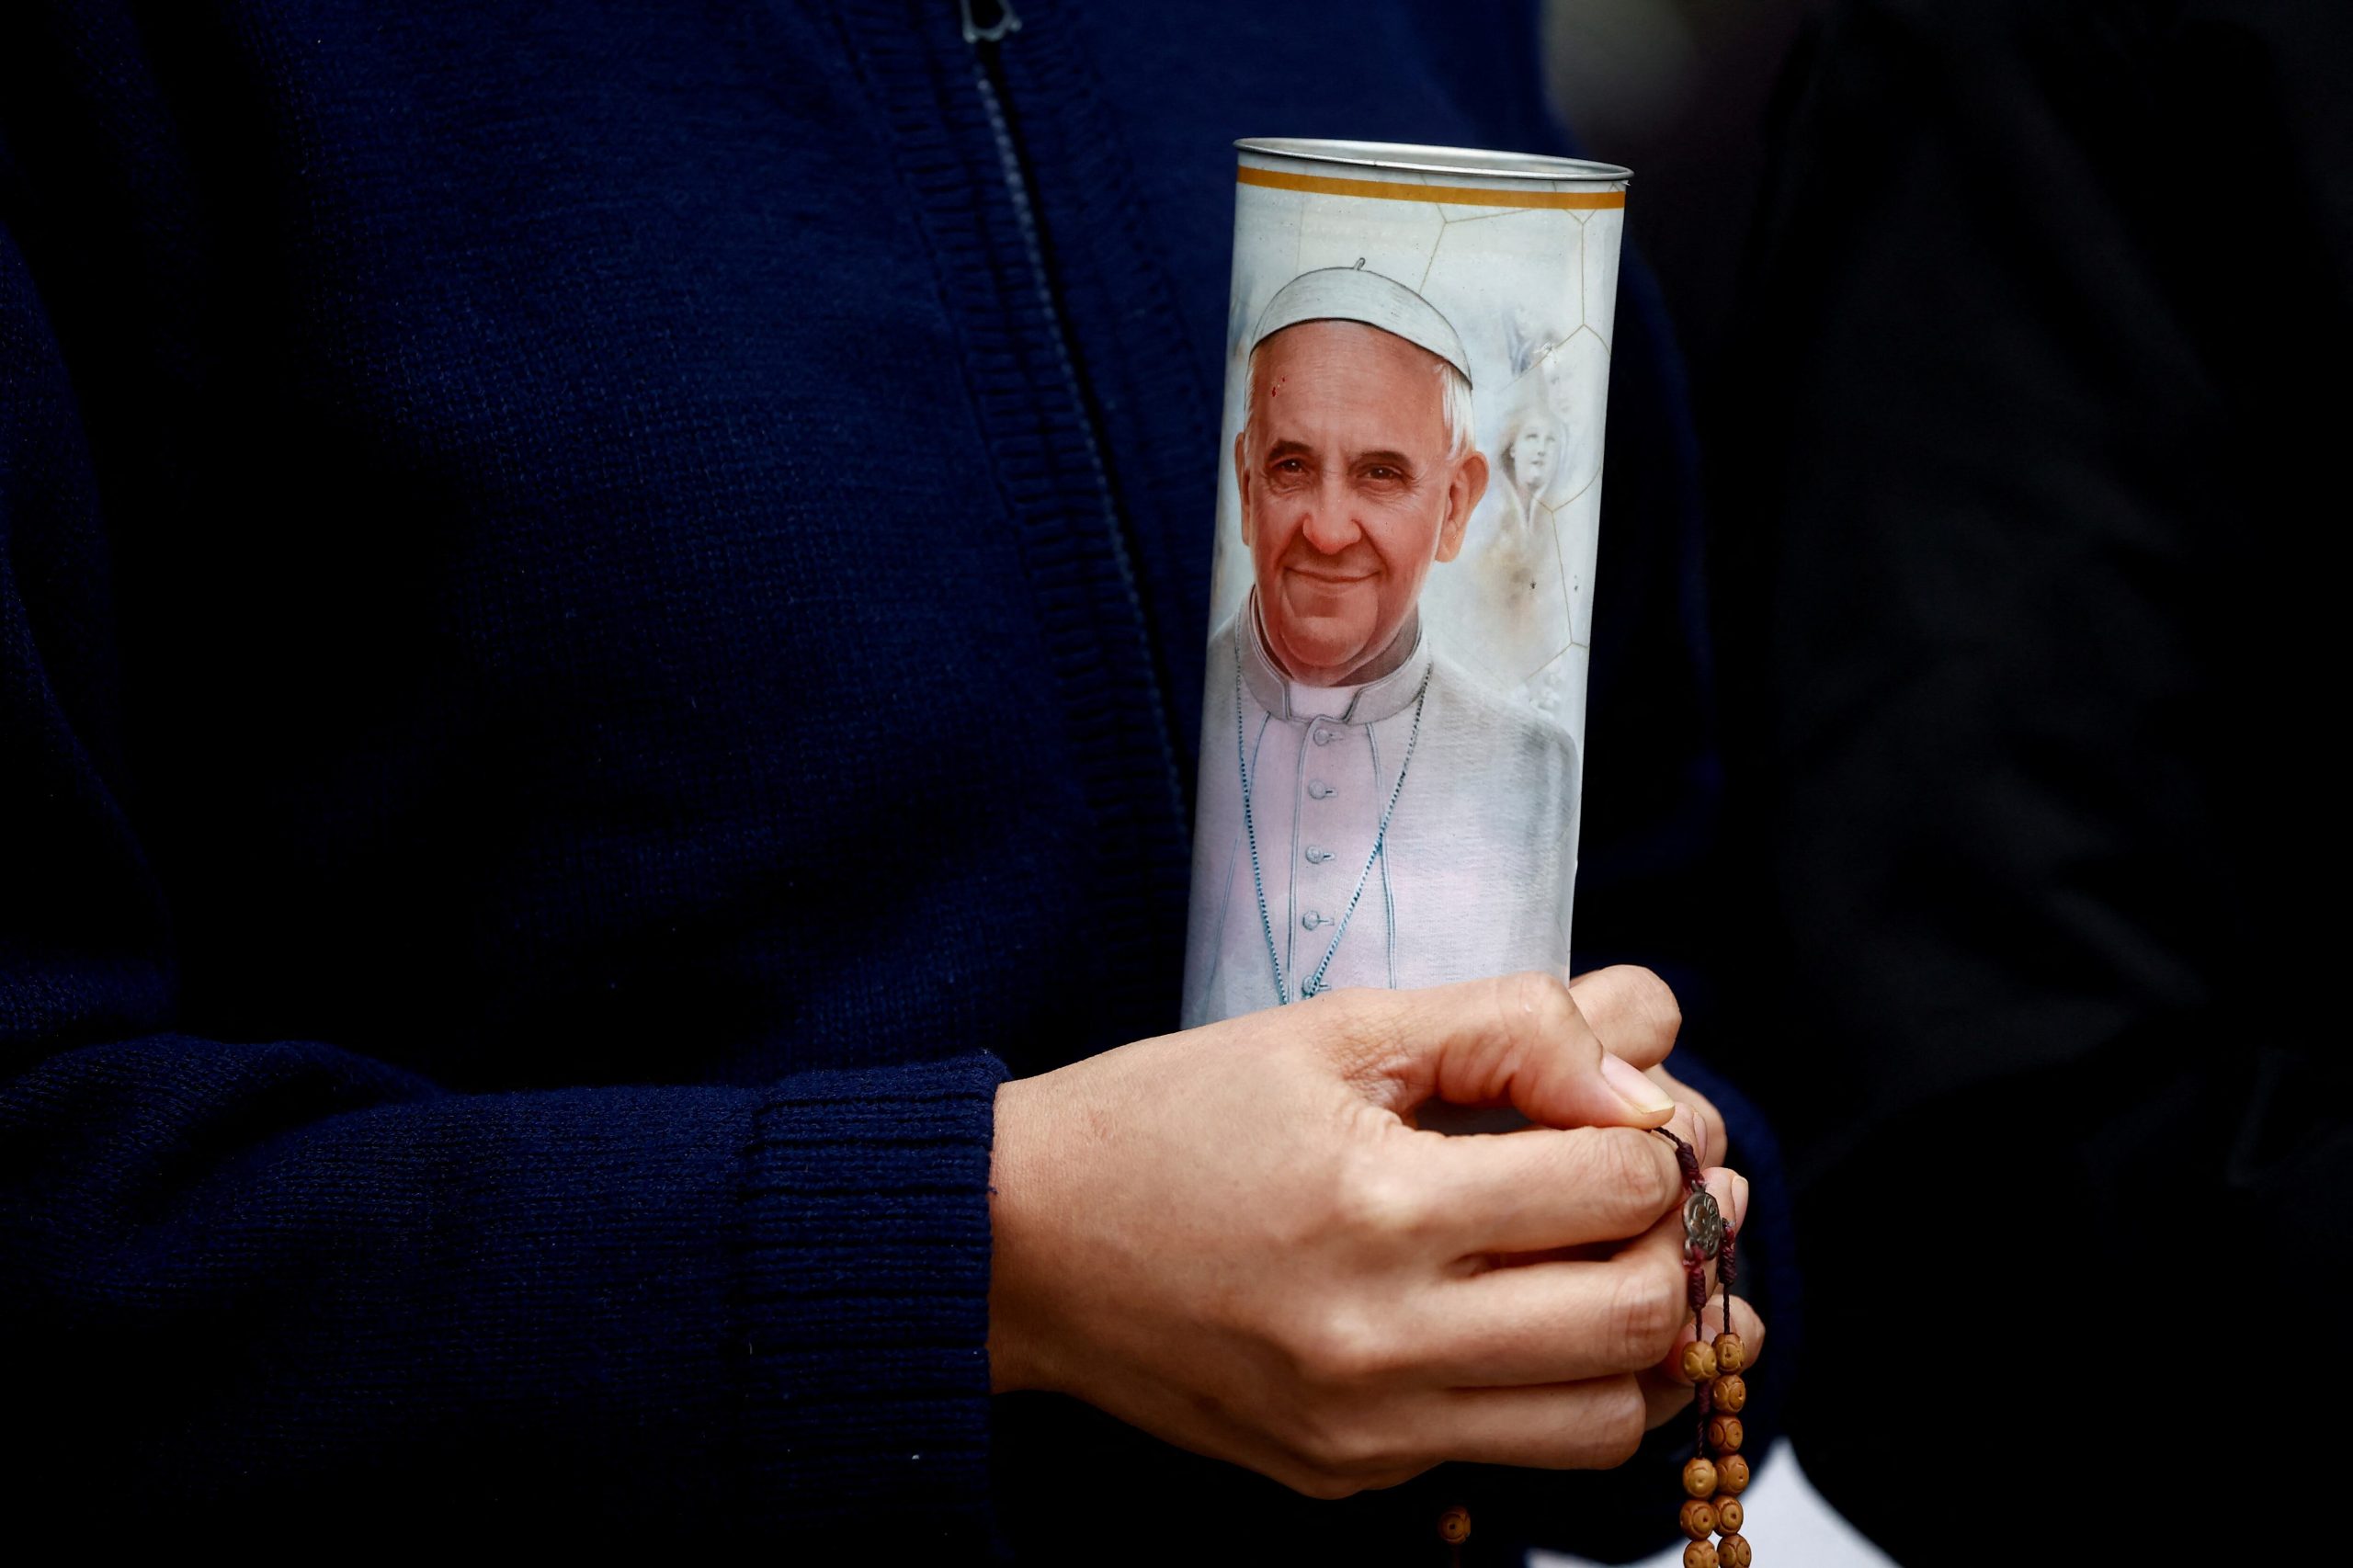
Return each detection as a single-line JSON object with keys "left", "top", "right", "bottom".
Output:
{"left": 0, "top": 206, "right": 1006, "bottom": 1546}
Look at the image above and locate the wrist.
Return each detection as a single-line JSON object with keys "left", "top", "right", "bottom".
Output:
{"left": 985, "top": 1074, "right": 1053, "bottom": 1394}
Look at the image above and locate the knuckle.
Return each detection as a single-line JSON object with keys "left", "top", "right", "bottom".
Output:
{"left": 1586, "top": 1128, "right": 1675, "bottom": 1221}
{"left": 1608, "top": 1262, "right": 1686, "bottom": 1368}
{"left": 1580, "top": 963, "right": 1684, "bottom": 1051}
{"left": 1501, "top": 970, "right": 1578, "bottom": 1038}
{"left": 1291, "top": 1302, "right": 1406, "bottom": 1387}
{"left": 1621, "top": 965, "right": 1683, "bottom": 1044}
{"left": 1332, "top": 1154, "right": 1434, "bottom": 1246}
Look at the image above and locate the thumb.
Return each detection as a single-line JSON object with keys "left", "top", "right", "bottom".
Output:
{"left": 1344, "top": 971, "right": 1680, "bottom": 1130}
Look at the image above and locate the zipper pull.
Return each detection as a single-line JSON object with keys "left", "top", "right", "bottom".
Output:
{"left": 960, "top": 0, "right": 1020, "bottom": 44}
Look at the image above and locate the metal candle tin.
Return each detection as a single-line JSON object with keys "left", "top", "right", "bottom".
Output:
{"left": 1181, "top": 139, "right": 1631, "bottom": 1028}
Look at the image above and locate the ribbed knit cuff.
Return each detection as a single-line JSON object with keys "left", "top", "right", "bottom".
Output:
{"left": 737, "top": 1051, "right": 1007, "bottom": 1544}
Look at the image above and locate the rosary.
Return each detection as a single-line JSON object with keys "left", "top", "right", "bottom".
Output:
{"left": 1432, "top": 1125, "right": 1753, "bottom": 1567}
{"left": 1657, "top": 1124, "right": 1751, "bottom": 1568}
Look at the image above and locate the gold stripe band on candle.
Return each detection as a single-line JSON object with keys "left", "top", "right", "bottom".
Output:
{"left": 1237, "top": 165, "right": 1626, "bottom": 210}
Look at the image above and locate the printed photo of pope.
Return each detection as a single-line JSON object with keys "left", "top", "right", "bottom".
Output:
{"left": 1183, "top": 266, "right": 1582, "bottom": 1028}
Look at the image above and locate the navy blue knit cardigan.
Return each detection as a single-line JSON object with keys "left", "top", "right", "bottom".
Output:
{"left": 0, "top": 1, "right": 1789, "bottom": 1557}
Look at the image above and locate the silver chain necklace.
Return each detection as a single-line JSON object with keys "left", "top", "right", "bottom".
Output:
{"left": 1234, "top": 619, "right": 1430, "bottom": 1005}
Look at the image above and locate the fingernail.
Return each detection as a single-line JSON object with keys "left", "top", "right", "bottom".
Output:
{"left": 1601, "top": 1052, "right": 1675, "bottom": 1115}
{"left": 1732, "top": 1174, "right": 1750, "bottom": 1232}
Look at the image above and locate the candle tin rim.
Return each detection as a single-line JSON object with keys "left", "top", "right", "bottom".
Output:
{"left": 1234, "top": 137, "right": 1631, "bottom": 186}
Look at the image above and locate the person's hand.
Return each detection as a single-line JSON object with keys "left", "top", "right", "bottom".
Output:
{"left": 986, "top": 968, "right": 1765, "bottom": 1499}
{"left": 1556, "top": 971, "right": 1727, "bottom": 1169}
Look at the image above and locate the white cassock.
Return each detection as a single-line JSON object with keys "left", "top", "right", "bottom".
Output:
{"left": 1181, "top": 593, "right": 1583, "bottom": 1028}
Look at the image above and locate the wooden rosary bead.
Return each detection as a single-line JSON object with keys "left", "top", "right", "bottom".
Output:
{"left": 1713, "top": 1332, "right": 1747, "bottom": 1374}
{"left": 1717, "top": 1530, "right": 1753, "bottom": 1568}
{"left": 1715, "top": 1453, "right": 1751, "bottom": 1494}
{"left": 1682, "top": 1540, "right": 1720, "bottom": 1568}
{"left": 1678, "top": 1499, "right": 1718, "bottom": 1540}
{"left": 1682, "top": 1456, "right": 1719, "bottom": 1498}
{"left": 1712, "top": 1494, "right": 1745, "bottom": 1533}
{"left": 1680, "top": 1340, "right": 1720, "bottom": 1383}
{"left": 1711, "top": 1373, "right": 1747, "bottom": 1413}
{"left": 1437, "top": 1506, "right": 1471, "bottom": 1545}
{"left": 1707, "top": 1412, "right": 1745, "bottom": 1454}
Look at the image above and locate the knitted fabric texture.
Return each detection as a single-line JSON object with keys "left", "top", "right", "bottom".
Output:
{"left": 0, "top": 0, "right": 1782, "bottom": 1556}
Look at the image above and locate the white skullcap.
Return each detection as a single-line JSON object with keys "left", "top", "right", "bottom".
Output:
{"left": 1249, "top": 264, "right": 1472, "bottom": 387}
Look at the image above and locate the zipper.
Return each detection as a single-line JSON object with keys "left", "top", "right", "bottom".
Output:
{"left": 957, "top": 0, "right": 1191, "bottom": 835}
{"left": 959, "top": 0, "right": 1018, "bottom": 44}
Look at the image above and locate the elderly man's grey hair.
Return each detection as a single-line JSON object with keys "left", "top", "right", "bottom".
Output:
{"left": 1241, "top": 338, "right": 1478, "bottom": 464}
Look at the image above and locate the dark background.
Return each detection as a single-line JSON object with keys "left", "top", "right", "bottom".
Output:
{"left": 1551, "top": 0, "right": 2347, "bottom": 1559}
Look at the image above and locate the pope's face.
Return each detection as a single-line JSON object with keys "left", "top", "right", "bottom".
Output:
{"left": 1234, "top": 321, "right": 1489, "bottom": 686}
